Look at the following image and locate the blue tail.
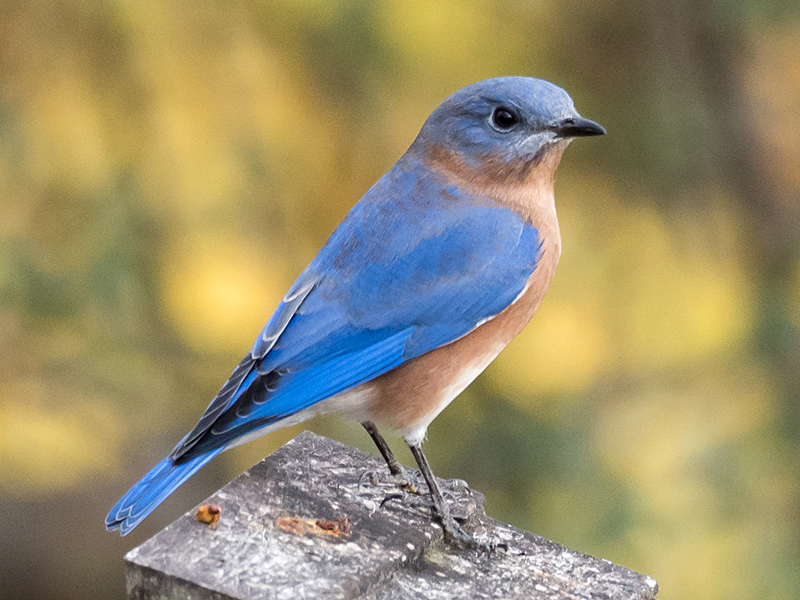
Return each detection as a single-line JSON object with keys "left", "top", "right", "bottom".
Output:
{"left": 105, "top": 448, "right": 223, "bottom": 536}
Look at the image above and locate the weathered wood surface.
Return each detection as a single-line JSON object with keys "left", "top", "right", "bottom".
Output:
{"left": 125, "top": 431, "right": 658, "bottom": 600}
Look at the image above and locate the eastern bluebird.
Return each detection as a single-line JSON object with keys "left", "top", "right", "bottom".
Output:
{"left": 106, "top": 76, "right": 604, "bottom": 548}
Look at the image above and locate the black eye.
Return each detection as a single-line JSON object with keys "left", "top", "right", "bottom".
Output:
{"left": 491, "top": 107, "right": 519, "bottom": 130}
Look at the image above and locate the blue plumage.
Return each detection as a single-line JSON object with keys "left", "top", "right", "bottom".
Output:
{"left": 105, "top": 452, "right": 223, "bottom": 535}
{"left": 106, "top": 76, "right": 604, "bottom": 538}
{"left": 106, "top": 158, "right": 540, "bottom": 534}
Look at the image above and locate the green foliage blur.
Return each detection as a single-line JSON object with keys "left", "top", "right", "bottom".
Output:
{"left": 1, "top": 1, "right": 799, "bottom": 598}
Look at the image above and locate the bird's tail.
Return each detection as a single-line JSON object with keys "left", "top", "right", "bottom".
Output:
{"left": 105, "top": 448, "right": 223, "bottom": 536}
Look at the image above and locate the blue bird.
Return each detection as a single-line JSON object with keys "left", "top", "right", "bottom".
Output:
{"left": 106, "top": 76, "right": 604, "bottom": 548}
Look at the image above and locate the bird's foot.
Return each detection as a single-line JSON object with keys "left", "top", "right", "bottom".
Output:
{"left": 439, "top": 515, "right": 491, "bottom": 551}
{"left": 377, "top": 478, "right": 504, "bottom": 553}
{"left": 358, "top": 466, "right": 422, "bottom": 496}
{"left": 433, "top": 497, "right": 505, "bottom": 553}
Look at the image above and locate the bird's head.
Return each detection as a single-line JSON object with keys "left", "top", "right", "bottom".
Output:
{"left": 410, "top": 76, "right": 605, "bottom": 185}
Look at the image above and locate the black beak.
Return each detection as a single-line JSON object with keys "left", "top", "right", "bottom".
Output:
{"left": 549, "top": 116, "right": 606, "bottom": 138}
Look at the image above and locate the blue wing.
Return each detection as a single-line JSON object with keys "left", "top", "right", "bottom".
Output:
{"left": 106, "top": 162, "right": 543, "bottom": 534}
{"left": 178, "top": 165, "right": 543, "bottom": 455}
{"left": 166, "top": 274, "right": 320, "bottom": 460}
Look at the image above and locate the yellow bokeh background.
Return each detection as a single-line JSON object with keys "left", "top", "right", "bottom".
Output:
{"left": 1, "top": 2, "right": 798, "bottom": 599}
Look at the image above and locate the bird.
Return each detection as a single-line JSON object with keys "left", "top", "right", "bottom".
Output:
{"left": 105, "top": 76, "right": 605, "bottom": 548}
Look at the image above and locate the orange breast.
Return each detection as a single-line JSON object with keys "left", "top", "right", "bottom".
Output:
{"left": 363, "top": 154, "right": 564, "bottom": 440}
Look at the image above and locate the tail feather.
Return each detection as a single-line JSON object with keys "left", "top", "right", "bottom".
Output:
{"left": 105, "top": 449, "right": 223, "bottom": 536}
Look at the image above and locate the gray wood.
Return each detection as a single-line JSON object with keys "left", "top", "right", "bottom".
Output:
{"left": 125, "top": 431, "right": 658, "bottom": 600}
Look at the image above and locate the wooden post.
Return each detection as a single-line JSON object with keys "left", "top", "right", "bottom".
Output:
{"left": 124, "top": 431, "right": 658, "bottom": 600}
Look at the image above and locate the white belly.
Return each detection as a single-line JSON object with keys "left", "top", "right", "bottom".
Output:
{"left": 401, "top": 342, "right": 506, "bottom": 446}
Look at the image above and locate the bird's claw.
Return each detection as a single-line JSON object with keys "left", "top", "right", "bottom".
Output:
{"left": 437, "top": 513, "right": 504, "bottom": 553}
{"left": 358, "top": 467, "right": 421, "bottom": 495}
{"left": 363, "top": 471, "right": 505, "bottom": 553}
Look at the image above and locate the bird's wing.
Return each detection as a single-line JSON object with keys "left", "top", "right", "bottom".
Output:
{"left": 172, "top": 198, "right": 543, "bottom": 461}
{"left": 168, "top": 274, "right": 318, "bottom": 459}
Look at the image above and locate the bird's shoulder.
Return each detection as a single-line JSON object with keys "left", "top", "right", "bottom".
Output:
{"left": 317, "top": 158, "right": 543, "bottom": 275}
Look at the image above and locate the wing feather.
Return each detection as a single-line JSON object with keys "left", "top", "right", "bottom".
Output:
{"left": 174, "top": 178, "right": 543, "bottom": 461}
{"left": 169, "top": 273, "right": 320, "bottom": 460}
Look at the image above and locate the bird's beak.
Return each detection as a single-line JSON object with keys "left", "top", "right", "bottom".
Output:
{"left": 549, "top": 116, "right": 606, "bottom": 138}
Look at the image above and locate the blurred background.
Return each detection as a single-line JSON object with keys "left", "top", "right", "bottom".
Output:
{"left": 1, "top": 0, "right": 799, "bottom": 598}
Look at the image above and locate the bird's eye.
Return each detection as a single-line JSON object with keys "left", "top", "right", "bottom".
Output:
{"left": 491, "top": 107, "right": 519, "bottom": 131}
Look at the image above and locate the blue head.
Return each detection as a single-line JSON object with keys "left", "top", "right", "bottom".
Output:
{"left": 409, "top": 77, "right": 604, "bottom": 182}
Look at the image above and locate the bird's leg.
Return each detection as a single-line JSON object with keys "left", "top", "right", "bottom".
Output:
{"left": 361, "top": 421, "right": 419, "bottom": 494}
{"left": 408, "top": 442, "right": 494, "bottom": 552}
{"left": 362, "top": 421, "right": 403, "bottom": 476}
